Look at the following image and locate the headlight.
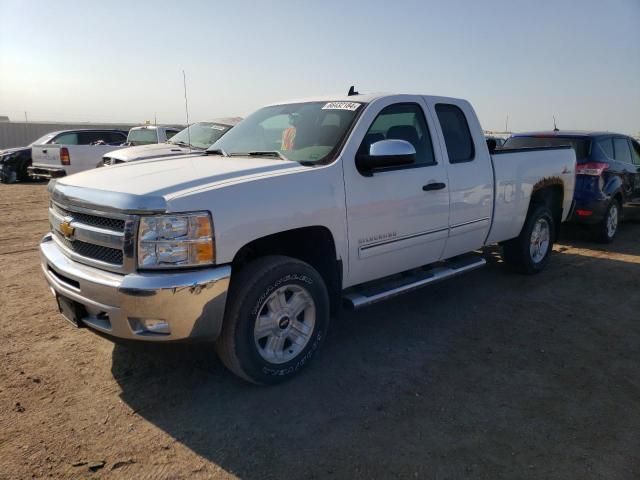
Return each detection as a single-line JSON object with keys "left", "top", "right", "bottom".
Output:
{"left": 137, "top": 212, "right": 215, "bottom": 269}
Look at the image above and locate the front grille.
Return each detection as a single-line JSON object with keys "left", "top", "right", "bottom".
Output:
{"left": 53, "top": 203, "right": 125, "bottom": 232}
{"left": 54, "top": 231, "right": 124, "bottom": 265}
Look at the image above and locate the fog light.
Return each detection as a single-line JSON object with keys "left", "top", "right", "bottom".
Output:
{"left": 142, "top": 319, "right": 170, "bottom": 334}
{"left": 129, "top": 318, "right": 171, "bottom": 335}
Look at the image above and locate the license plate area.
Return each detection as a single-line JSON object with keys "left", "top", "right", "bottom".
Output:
{"left": 56, "top": 295, "right": 86, "bottom": 328}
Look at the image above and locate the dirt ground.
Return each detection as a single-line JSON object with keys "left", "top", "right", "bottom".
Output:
{"left": 0, "top": 182, "right": 638, "bottom": 479}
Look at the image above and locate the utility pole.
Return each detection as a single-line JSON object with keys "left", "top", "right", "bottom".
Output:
{"left": 24, "top": 111, "right": 28, "bottom": 123}
{"left": 505, "top": 114, "right": 509, "bottom": 133}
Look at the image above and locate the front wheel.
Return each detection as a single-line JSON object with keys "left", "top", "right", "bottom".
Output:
{"left": 502, "top": 204, "right": 555, "bottom": 274}
{"left": 215, "top": 256, "right": 330, "bottom": 384}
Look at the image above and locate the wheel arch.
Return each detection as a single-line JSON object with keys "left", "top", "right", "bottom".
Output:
{"left": 230, "top": 226, "right": 343, "bottom": 315}
{"left": 530, "top": 178, "right": 564, "bottom": 240}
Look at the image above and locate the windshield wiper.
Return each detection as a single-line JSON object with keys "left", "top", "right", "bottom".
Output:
{"left": 231, "top": 151, "right": 288, "bottom": 161}
{"left": 206, "top": 148, "right": 229, "bottom": 157}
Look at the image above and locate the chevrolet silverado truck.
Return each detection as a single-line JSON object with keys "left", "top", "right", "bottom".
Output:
{"left": 124, "top": 125, "right": 183, "bottom": 147}
{"left": 99, "top": 118, "right": 241, "bottom": 167}
{"left": 39, "top": 93, "right": 576, "bottom": 384}
{"left": 29, "top": 129, "right": 128, "bottom": 179}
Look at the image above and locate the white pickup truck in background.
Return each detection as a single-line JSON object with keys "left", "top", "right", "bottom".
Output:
{"left": 39, "top": 93, "right": 576, "bottom": 384}
{"left": 99, "top": 118, "right": 241, "bottom": 166}
{"left": 29, "top": 129, "right": 128, "bottom": 178}
{"left": 124, "top": 125, "right": 183, "bottom": 147}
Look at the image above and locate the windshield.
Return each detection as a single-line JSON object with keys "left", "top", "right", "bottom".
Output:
{"left": 169, "top": 122, "right": 231, "bottom": 150}
{"left": 209, "top": 101, "right": 364, "bottom": 163}
{"left": 127, "top": 128, "right": 158, "bottom": 146}
{"left": 503, "top": 136, "right": 590, "bottom": 161}
{"left": 30, "top": 133, "right": 56, "bottom": 146}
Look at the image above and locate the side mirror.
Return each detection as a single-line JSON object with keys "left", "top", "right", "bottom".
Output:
{"left": 486, "top": 138, "right": 497, "bottom": 153}
{"left": 356, "top": 139, "right": 416, "bottom": 173}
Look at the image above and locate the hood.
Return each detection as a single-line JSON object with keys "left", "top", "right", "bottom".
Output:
{"left": 105, "top": 143, "right": 198, "bottom": 162}
{"left": 53, "top": 155, "right": 307, "bottom": 212}
{"left": 0, "top": 146, "right": 30, "bottom": 157}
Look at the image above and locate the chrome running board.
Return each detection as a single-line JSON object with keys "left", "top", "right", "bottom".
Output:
{"left": 343, "top": 254, "right": 486, "bottom": 310}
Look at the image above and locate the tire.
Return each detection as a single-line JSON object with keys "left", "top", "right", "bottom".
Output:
{"left": 215, "top": 255, "right": 330, "bottom": 385}
{"left": 593, "top": 200, "right": 620, "bottom": 244}
{"left": 0, "top": 164, "right": 17, "bottom": 184}
{"left": 502, "top": 204, "right": 555, "bottom": 274}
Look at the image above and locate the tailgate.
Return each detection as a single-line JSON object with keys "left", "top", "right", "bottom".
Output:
{"left": 32, "top": 145, "right": 62, "bottom": 167}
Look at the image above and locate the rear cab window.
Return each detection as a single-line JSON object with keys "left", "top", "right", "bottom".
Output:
{"left": 435, "top": 104, "right": 475, "bottom": 163}
{"left": 127, "top": 128, "right": 159, "bottom": 146}
{"left": 52, "top": 133, "right": 79, "bottom": 145}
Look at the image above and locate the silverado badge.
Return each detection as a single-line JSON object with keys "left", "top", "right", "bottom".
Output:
{"left": 59, "top": 217, "right": 75, "bottom": 240}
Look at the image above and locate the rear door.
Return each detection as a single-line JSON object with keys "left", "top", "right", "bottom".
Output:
{"left": 426, "top": 99, "right": 494, "bottom": 259}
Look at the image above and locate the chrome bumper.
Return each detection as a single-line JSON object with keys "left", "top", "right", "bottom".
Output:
{"left": 28, "top": 166, "right": 66, "bottom": 179}
{"left": 39, "top": 233, "right": 231, "bottom": 341}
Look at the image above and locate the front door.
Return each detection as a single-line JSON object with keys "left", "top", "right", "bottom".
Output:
{"left": 342, "top": 97, "right": 450, "bottom": 287}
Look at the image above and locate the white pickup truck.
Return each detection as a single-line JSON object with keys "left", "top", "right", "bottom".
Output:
{"left": 29, "top": 129, "right": 129, "bottom": 179}
{"left": 124, "top": 125, "right": 183, "bottom": 147}
{"left": 39, "top": 93, "right": 576, "bottom": 384}
{"left": 99, "top": 118, "right": 241, "bottom": 166}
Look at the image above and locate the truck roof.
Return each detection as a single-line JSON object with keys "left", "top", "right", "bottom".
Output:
{"left": 511, "top": 130, "right": 619, "bottom": 138}
{"left": 44, "top": 128, "right": 128, "bottom": 135}
{"left": 266, "top": 93, "right": 467, "bottom": 106}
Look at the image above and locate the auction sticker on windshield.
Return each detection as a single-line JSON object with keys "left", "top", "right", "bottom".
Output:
{"left": 322, "top": 102, "right": 361, "bottom": 111}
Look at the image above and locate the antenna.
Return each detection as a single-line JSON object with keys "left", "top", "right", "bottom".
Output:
{"left": 182, "top": 70, "right": 191, "bottom": 152}
{"left": 347, "top": 85, "right": 359, "bottom": 96}
{"left": 553, "top": 116, "right": 559, "bottom": 132}
{"left": 505, "top": 114, "right": 509, "bottom": 133}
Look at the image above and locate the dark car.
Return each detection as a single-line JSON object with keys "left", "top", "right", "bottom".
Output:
{"left": 0, "top": 129, "right": 127, "bottom": 183}
{"left": 503, "top": 131, "right": 640, "bottom": 242}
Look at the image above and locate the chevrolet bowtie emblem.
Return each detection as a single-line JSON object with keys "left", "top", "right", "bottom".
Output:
{"left": 59, "top": 217, "right": 75, "bottom": 239}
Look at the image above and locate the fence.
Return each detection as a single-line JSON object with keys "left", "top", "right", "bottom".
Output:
{"left": 0, "top": 121, "right": 138, "bottom": 149}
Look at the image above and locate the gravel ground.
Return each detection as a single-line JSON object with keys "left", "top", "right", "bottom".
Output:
{"left": 0, "top": 182, "right": 638, "bottom": 479}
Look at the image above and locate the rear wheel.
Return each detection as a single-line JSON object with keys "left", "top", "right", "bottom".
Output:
{"left": 502, "top": 204, "right": 555, "bottom": 274}
{"left": 215, "top": 256, "right": 330, "bottom": 384}
{"left": 593, "top": 200, "right": 620, "bottom": 243}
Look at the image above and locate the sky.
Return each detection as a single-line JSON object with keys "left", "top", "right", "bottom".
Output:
{"left": 1, "top": 0, "right": 639, "bottom": 135}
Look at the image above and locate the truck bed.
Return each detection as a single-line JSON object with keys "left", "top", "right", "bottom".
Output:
{"left": 486, "top": 145, "right": 576, "bottom": 244}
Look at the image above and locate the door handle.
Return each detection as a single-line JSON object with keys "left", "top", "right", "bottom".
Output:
{"left": 42, "top": 149, "right": 47, "bottom": 154}
{"left": 422, "top": 182, "right": 446, "bottom": 191}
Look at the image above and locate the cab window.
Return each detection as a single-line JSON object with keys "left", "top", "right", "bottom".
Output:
{"left": 358, "top": 103, "right": 435, "bottom": 166}
{"left": 435, "top": 104, "right": 475, "bottom": 163}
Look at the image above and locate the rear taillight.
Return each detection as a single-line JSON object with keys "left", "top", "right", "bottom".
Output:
{"left": 60, "top": 147, "right": 70, "bottom": 165}
{"left": 576, "top": 162, "right": 608, "bottom": 176}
